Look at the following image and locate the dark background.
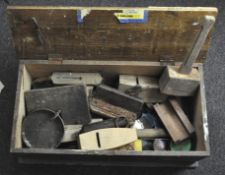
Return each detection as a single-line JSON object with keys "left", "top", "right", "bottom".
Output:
{"left": 0, "top": 0, "right": 224, "bottom": 175}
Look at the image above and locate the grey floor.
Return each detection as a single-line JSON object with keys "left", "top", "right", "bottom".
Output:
{"left": 0, "top": 0, "right": 225, "bottom": 175}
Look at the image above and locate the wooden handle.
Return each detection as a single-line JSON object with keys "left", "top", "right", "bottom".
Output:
{"left": 136, "top": 129, "right": 167, "bottom": 138}
{"left": 61, "top": 125, "right": 82, "bottom": 143}
{"left": 179, "top": 15, "right": 215, "bottom": 74}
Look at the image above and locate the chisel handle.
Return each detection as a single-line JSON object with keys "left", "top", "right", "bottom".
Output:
{"left": 136, "top": 129, "right": 168, "bottom": 138}
{"left": 179, "top": 16, "right": 215, "bottom": 74}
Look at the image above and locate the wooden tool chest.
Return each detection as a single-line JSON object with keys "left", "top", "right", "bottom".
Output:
{"left": 7, "top": 6, "right": 218, "bottom": 167}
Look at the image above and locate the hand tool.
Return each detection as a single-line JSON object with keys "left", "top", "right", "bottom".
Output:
{"left": 90, "top": 98, "right": 137, "bottom": 123}
{"left": 159, "top": 16, "right": 215, "bottom": 96}
{"left": 79, "top": 128, "right": 168, "bottom": 150}
{"left": 25, "top": 85, "right": 91, "bottom": 125}
{"left": 22, "top": 109, "right": 64, "bottom": 148}
{"left": 90, "top": 84, "right": 144, "bottom": 122}
{"left": 51, "top": 72, "right": 103, "bottom": 85}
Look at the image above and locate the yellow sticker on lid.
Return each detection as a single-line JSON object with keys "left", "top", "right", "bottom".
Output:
{"left": 114, "top": 9, "right": 148, "bottom": 23}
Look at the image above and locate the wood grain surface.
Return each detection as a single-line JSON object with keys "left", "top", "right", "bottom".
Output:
{"left": 7, "top": 6, "right": 217, "bottom": 62}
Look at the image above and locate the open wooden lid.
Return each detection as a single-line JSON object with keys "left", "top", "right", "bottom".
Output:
{"left": 7, "top": 6, "right": 217, "bottom": 62}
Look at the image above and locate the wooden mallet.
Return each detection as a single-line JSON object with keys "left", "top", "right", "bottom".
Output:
{"left": 159, "top": 16, "right": 215, "bottom": 96}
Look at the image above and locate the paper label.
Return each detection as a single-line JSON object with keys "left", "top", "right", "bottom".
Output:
{"left": 77, "top": 9, "right": 91, "bottom": 23}
{"left": 114, "top": 9, "right": 148, "bottom": 23}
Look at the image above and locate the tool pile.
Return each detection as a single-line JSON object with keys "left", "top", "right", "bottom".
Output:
{"left": 21, "top": 15, "right": 215, "bottom": 152}
{"left": 22, "top": 72, "right": 194, "bottom": 152}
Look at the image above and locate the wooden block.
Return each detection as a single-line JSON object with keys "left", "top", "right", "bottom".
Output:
{"left": 90, "top": 98, "right": 137, "bottom": 122}
{"left": 159, "top": 66, "right": 200, "bottom": 96}
{"left": 25, "top": 85, "right": 91, "bottom": 124}
{"left": 118, "top": 75, "right": 137, "bottom": 92}
{"left": 79, "top": 128, "right": 137, "bottom": 150}
{"left": 138, "top": 76, "right": 167, "bottom": 102}
{"left": 51, "top": 72, "right": 103, "bottom": 85}
{"left": 169, "top": 98, "right": 195, "bottom": 135}
{"left": 138, "top": 76, "right": 159, "bottom": 89}
{"left": 93, "top": 85, "right": 144, "bottom": 115}
{"left": 153, "top": 102, "right": 189, "bottom": 143}
{"left": 118, "top": 75, "right": 141, "bottom": 97}
{"left": 86, "top": 86, "right": 93, "bottom": 96}
{"left": 119, "top": 75, "right": 167, "bottom": 103}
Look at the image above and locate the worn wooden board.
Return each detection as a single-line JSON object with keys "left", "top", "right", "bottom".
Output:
{"left": 153, "top": 102, "right": 189, "bottom": 143}
{"left": 7, "top": 6, "right": 217, "bottom": 62}
{"left": 169, "top": 98, "right": 195, "bottom": 135}
{"left": 24, "top": 60, "right": 165, "bottom": 79}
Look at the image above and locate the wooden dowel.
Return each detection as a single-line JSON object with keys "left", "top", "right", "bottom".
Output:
{"left": 136, "top": 129, "right": 168, "bottom": 138}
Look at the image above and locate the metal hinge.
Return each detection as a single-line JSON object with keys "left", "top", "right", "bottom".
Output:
{"left": 48, "top": 54, "right": 63, "bottom": 64}
{"left": 159, "top": 57, "right": 175, "bottom": 66}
